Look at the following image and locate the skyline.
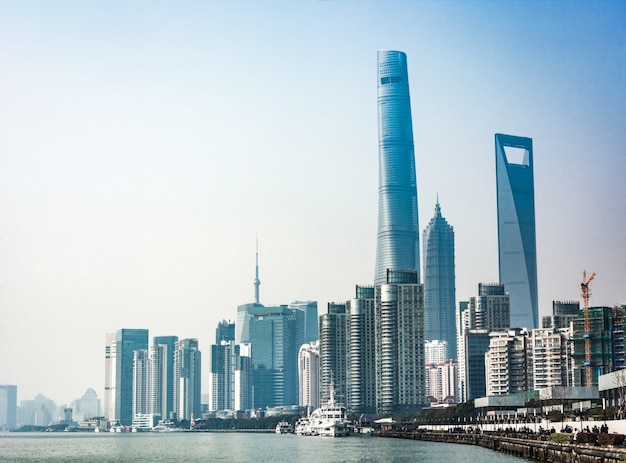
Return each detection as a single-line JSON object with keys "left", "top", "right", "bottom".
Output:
{"left": 1, "top": 1, "right": 625, "bottom": 405}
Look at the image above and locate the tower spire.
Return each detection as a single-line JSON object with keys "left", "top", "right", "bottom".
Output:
{"left": 254, "top": 235, "right": 261, "bottom": 304}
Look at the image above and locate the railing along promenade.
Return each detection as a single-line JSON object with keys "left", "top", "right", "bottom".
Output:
{"left": 376, "top": 430, "right": 626, "bottom": 463}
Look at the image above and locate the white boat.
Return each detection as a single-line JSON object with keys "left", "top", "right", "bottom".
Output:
{"left": 307, "top": 389, "right": 350, "bottom": 437}
{"left": 294, "top": 417, "right": 311, "bottom": 435}
{"left": 275, "top": 421, "right": 293, "bottom": 434}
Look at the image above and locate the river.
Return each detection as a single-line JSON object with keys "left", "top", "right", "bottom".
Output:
{"left": 0, "top": 432, "right": 529, "bottom": 462}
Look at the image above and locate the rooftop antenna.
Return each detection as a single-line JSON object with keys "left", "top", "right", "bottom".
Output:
{"left": 254, "top": 235, "right": 261, "bottom": 304}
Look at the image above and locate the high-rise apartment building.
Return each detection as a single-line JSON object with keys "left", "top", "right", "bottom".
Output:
{"left": 486, "top": 329, "right": 532, "bottom": 396}
{"left": 173, "top": 338, "right": 201, "bottom": 421}
{"left": 375, "top": 269, "right": 425, "bottom": 414}
{"left": 423, "top": 200, "right": 456, "bottom": 354}
{"left": 425, "top": 340, "right": 449, "bottom": 365}
{"left": 346, "top": 285, "right": 377, "bottom": 415}
{"left": 233, "top": 343, "right": 253, "bottom": 411}
{"left": 496, "top": 133, "right": 538, "bottom": 329}
{"left": 104, "top": 333, "right": 116, "bottom": 421}
{"left": 298, "top": 341, "right": 320, "bottom": 411}
{"left": 111, "top": 329, "right": 149, "bottom": 425}
{"left": 319, "top": 303, "right": 348, "bottom": 405}
{"left": 149, "top": 336, "right": 178, "bottom": 421}
{"left": 374, "top": 50, "right": 420, "bottom": 285}
{"left": 425, "top": 360, "right": 458, "bottom": 403}
{"left": 0, "top": 385, "right": 17, "bottom": 431}
{"left": 532, "top": 328, "right": 571, "bottom": 390}
{"left": 132, "top": 349, "right": 149, "bottom": 417}
{"left": 211, "top": 340, "right": 235, "bottom": 411}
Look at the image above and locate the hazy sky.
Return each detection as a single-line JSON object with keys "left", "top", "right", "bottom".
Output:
{"left": 1, "top": 1, "right": 625, "bottom": 406}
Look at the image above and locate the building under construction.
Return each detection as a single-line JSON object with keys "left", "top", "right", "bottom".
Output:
{"left": 571, "top": 306, "right": 626, "bottom": 386}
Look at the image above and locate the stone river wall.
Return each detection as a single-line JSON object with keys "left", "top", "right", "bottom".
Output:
{"left": 376, "top": 431, "right": 626, "bottom": 463}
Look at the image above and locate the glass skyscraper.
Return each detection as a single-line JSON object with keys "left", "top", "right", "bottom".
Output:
{"left": 422, "top": 200, "right": 456, "bottom": 356}
{"left": 374, "top": 50, "right": 420, "bottom": 285}
{"left": 495, "top": 133, "right": 538, "bottom": 329}
{"left": 113, "top": 328, "right": 148, "bottom": 425}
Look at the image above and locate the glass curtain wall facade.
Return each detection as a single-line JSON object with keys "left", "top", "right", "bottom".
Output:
{"left": 114, "top": 329, "right": 148, "bottom": 425}
{"left": 374, "top": 50, "right": 420, "bottom": 285}
{"left": 422, "top": 200, "right": 456, "bottom": 355}
{"left": 495, "top": 133, "right": 538, "bottom": 329}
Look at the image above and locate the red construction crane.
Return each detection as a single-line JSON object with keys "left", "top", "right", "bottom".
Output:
{"left": 581, "top": 270, "right": 596, "bottom": 386}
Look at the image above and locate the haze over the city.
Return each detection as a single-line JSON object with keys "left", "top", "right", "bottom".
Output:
{"left": 1, "top": 1, "right": 624, "bottom": 406}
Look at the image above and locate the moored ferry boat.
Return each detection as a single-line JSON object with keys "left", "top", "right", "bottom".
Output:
{"left": 306, "top": 389, "right": 350, "bottom": 437}
{"left": 275, "top": 421, "right": 294, "bottom": 434}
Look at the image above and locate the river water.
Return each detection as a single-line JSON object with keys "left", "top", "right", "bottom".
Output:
{"left": 0, "top": 432, "right": 527, "bottom": 463}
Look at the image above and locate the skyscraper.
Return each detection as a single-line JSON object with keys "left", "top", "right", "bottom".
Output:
{"left": 113, "top": 329, "right": 149, "bottom": 425}
{"left": 248, "top": 305, "right": 304, "bottom": 408}
{"left": 319, "top": 303, "right": 348, "bottom": 405}
{"left": 458, "top": 283, "right": 510, "bottom": 401}
{"left": 173, "top": 338, "right": 201, "bottom": 421}
{"left": 132, "top": 349, "right": 149, "bottom": 417}
{"left": 0, "top": 385, "right": 17, "bottom": 431}
{"left": 149, "top": 336, "right": 178, "bottom": 421}
{"left": 375, "top": 269, "right": 425, "bottom": 413}
{"left": 298, "top": 341, "right": 320, "bottom": 411}
{"left": 346, "top": 285, "right": 377, "bottom": 415}
{"left": 422, "top": 200, "right": 456, "bottom": 354}
{"left": 495, "top": 133, "right": 538, "bottom": 329}
{"left": 374, "top": 50, "right": 420, "bottom": 285}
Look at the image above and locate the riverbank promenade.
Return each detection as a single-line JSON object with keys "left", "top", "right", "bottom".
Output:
{"left": 377, "top": 430, "right": 626, "bottom": 463}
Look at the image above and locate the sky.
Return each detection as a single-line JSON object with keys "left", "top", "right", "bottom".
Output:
{"left": 1, "top": 1, "right": 625, "bottom": 407}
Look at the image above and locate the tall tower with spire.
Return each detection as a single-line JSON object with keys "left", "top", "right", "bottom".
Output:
{"left": 422, "top": 198, "right": 456, "bottom": 357}
{"left": 254, "top": 237, "right": 261, "bottom": 304}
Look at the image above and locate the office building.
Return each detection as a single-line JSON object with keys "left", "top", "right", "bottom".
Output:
{"left": 149, "top": 336, "right": 178, "bottom": 421}
{"left": 495, "top": 133, "right": 538, "bottom": 329}
{"left": 71, "top": 388, "right": 101, "bottom": 422}
{"left": 110, "top": 329, "right": 149, "bottom": 425}
{"left": 215, "top": 320, "right": 235, "bottom": 343}
{"left": 346, "top": 285, "right": 377, "bottom": 415}
{"left": 374, "top": 50, "right": 420, "bottom": 285}
{"left": 173, "top": 338, "right": 201, "bottom": 421}
{"left": 542, "top": 300, "right": 580, "bottom": 330}
{"left": 458, "top": 283, "right": 510, "bottom": 401}
{"left": 290, "top": 300, "right": 319, "bottom": 344}
{"left": 248, "top": 305, "right": 304, "bottom": 408}
{"left": 211, "top": 340, "right": 235, "bottom": 411}
{"left": 464, "top": 329, "right": 491, "bottom": 400}
{"left": 319, "top": 303, "right": 348, "bottom": 405}
{"left": 0, "top": 385, "right": 17, "bottom": 430}
{"left": 375, "top": 269, "right": 425, "bottom": 414}
{"left": 423, "top": 200, "right": 456, "bottom": 354}
{"left": 298, "top": 341, "right": 320, "bottom": 411}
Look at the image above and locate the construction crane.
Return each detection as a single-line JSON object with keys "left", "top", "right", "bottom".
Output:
{"left": 581, "top": 270, "right": 596, "bottom": 386}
